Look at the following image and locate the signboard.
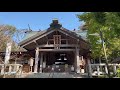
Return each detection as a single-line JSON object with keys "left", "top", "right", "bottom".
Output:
{"left": 4, "top": 42, "right": 12, "bottom": 64}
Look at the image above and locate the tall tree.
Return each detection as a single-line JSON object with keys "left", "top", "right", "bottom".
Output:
{"left": 0, "top": 24, "right": 16, "bottom": 51}
{"left": 77, "top": 12, "right": 120, "bottom": 61}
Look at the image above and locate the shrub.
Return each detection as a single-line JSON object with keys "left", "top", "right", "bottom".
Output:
{"left": 116, "top": 68, "right": 120, "bottom": 77}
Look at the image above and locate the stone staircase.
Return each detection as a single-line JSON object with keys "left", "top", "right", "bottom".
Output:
{"left": 25, "top": 72, "right": 88, "bottom": 78}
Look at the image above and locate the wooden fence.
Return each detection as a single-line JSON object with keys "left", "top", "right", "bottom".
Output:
{"left": 88, "top": 63, "right": 120, "bottom": 77}
{"left": 0, "top": 64, "right": 23, "bottom": 78}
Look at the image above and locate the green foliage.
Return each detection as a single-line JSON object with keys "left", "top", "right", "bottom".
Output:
{"left": 77, "top": 12, "right": 120, "bottom": 61}
{"left": 116, "top": 68, "right": 120, "bottom": 77}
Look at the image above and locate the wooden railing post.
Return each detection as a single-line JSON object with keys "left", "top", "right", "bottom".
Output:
{"left": 113, "top": 64, "right": 117, "bottom": 75}
{"left": 105, "top": 65, "right": 108, "bottom": 74}
{"left": 1, "top": 65, "right": 4, "bottom": 75}
{"left": 13, "top": 64, "right": 17, "bottom": 72}
{"left": 16, "top": 65, "right": 19, "bottom": 72}
{"left": 0, "top": 64, "right": 23, "bottom": 78}
{"left": 97, "top": 65, "right": 100, "bottom": 75}
{"left": 8, "top": 65, "right": 12, "bottom": 74}
{"left": 17, "top": 65, "right": 23, "bottom": 78}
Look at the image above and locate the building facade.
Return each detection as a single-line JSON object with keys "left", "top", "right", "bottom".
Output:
{"left": 18, "top": 19, "right": 90, "bottom": 73}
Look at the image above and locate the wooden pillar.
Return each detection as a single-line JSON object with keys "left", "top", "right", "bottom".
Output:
{"left": 84, "top": 59, "right": 87, "bottom": 73}
{"left": 76, "top": 48, "right": 80, "bottom": 73}
{"left": 39, "top": 53, "right": 43, "bottom": 73}
{"left": 88, "top": 59, "right": 92, "bottom": 78}
{"left": 73, "top": 52, "right": 76, "bottom": 72}
{"left": 34, "top": 47, "right": 39, "bottom": 73}
{"left": 30, "top": 57, "right": 34, "bottom": 72}
{"left": 81, "top": 56, "right": 85, "bottom": 73}
{"left": 43, "top": 54, "right": 46, "bottom": 69}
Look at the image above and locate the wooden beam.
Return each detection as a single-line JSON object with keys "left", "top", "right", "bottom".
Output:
{"left": 21, "top": 30, "right": 54, "bottom": 47}
{"left": 33, "top": 40, "right": 38, "bottom": 46}
{"left": 58, "top": 29, "right": 78, "bottom": 40}
{"left": 38, "top": 44, "right": 78, "bottom": 48}
{"left": 48, "top": 39, "right": 69, "bottom": 41}
{"left": 48, "top": 39, "right": 54, "bottom": 41}
{"left": 61, "top": 39, "right": 69, "bottom": 41}
{"left": 39, "top": 49, "right": 75, "bottom": 51}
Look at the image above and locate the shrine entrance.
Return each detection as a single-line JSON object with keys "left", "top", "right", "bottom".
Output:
{"left": 38, "top": 51, "right": 75, "bottom": 73}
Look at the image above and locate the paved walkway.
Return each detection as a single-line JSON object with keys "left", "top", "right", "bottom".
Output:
{"left": 24, "top": 72, "right": 88, "bottom": 78}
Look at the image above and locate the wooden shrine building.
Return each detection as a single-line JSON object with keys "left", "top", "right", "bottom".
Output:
{"left": 18, "top": 19, "right": 90, "bottom": 73}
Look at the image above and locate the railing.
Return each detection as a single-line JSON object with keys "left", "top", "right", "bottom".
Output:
{"left": 89, "top": 63, "right": 120, "bottom": 77}
{"left": 0, "top": 64, "right": 23, "bottom": 78}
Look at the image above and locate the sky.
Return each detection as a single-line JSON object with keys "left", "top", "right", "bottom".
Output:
{"left": 0, "top": 12, "right": 84, "bottom": 31}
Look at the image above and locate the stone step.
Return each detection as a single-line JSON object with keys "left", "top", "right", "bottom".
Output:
{"left": 25, "top": 73, "right": 88, "bottom": 78}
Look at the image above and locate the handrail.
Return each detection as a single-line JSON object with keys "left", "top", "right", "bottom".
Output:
{"left": 89, "top": 63, "right": 120, "bottom": 77}
{"left": 0, "top": 64, "right": 23, "bottom": 78}
{"left": 0, "top": 64, "right": 23, "bottom": 66}
{"left": 90, "top": 63, "right": 120, "bottom": 66}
